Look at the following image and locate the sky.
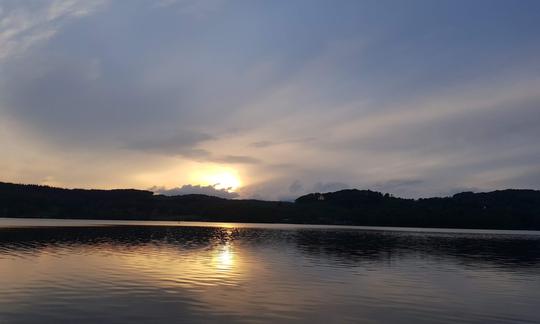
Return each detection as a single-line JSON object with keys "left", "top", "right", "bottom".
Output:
{"left": 0, "top": 0, "right": 539, "bottom": 200}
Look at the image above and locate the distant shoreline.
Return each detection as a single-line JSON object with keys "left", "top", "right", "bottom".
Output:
{"left": 1, "top": 182, "right": 540, "bottom": 230}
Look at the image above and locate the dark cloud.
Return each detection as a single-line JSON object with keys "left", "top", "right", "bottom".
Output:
{"left": 126, "top": 133, "right": 260, "bottom": 164}
{"left": 126, "top": 131, "right": 214, "bottom": 155}
{"left": 150, "top": 184, "right": 239, "bottom": 199}
{"left": 249, "top": 138, "right": 316, "bottom": 148}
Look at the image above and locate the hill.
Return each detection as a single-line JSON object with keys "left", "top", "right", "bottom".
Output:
{"left": 1, "top": 182, "right": 540, "bottom": 230}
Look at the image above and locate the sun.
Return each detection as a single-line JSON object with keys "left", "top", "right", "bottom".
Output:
{"left": 189, "top": 166, "right": 243, "bottom": 192}
{"left": 204, "top": 171, "right": 241, "bottom": 191}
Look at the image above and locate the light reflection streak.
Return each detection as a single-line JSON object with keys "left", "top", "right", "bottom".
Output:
{"left": 214, "top": 244, "right": 234, "bottom": 271}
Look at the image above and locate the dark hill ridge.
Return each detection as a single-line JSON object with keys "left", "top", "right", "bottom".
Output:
{"left": 1, "top": 182, "right": 540, "bottom": 230}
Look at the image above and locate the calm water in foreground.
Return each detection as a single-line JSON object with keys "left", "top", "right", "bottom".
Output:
{"left": 1, "top": 219, "right": 540, "bottom": 323}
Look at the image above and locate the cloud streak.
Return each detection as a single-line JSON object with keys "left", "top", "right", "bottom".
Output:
{"left": 0, "top": 0, "right": 107, "bottom": 62}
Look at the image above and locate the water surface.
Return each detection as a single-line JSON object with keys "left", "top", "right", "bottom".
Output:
{"left": 1, "top": 218, "right": 540, "bottom": 323}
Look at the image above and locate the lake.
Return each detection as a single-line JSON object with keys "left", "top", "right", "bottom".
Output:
{"left": 1, "top": 218, "right": 540, "bottom": 323}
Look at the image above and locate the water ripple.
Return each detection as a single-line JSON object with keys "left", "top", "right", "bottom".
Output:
{"left": 1, "top": 220, "right": 540, "bottom": 323}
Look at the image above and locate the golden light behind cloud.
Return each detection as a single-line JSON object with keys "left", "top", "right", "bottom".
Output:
{"left": 190, "top": 167, "right": 242, "bottom": 191}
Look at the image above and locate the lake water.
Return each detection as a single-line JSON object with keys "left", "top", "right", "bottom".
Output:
{"left": 1, "top": 219, "right": 540, "bottom": 323}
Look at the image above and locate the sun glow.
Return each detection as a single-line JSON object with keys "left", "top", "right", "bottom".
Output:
{"left": 187, "top": 165, "right": 243, "bottom": 192}
{"left": 202, "top": 171, "right": 241, "bottom": 191}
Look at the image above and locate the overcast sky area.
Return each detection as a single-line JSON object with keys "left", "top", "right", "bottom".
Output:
{"left": 1, "top": 0, "right": 539, "bottom": 200}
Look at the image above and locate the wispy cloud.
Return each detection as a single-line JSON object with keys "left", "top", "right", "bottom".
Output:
{"left": 0, "top": 0, "right": 107, "bottom": 62}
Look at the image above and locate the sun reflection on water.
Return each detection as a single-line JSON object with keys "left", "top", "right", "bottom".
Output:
{"left": 214, "top": 244, "right": 235, "bottom": 271}
{"left": 109, "top": 228, "right": 243, "bottom": 290}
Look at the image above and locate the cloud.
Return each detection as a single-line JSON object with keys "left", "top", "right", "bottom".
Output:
{"left": 151, "top": 184, "right": 239, "bottom": 199}
{"left": 0, "top": 0, "right": 107, "bottom": 63}
{"left": 126, "top": 131, "right": 214, "bottom": 155}
{"left": 210, "top": 155, "right": 261, "bottom": 165}
{"left": 249, "top": 138, "right": 316, "bottom": 148}
{"left": 126, "top": 132, "right": 260, "bottom": 164}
